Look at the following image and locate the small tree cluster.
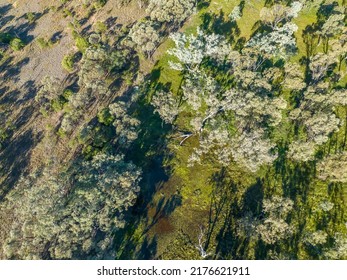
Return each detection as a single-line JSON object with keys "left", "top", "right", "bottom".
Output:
{"left": 146, "top": 0, "right": 196, "bottom": 25}
{"left": 160, "top": 29, "right": 288, "bottom": 172}
{"left": 247, "top": 2, "right": 303, "bottom": 58}
{"left": 60, "top": 37, "right": 132, "bottom": 133}
{"left": 167, "top": 28, "right": 230, "bottom": 71}
{"left": 1, "top": 154, "right": 141, "bottom": 259}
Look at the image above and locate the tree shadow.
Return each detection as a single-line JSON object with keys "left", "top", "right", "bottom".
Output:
{"left": 202, "top": 168, "right": 265, "bottom": 259}
{"left": 137, "top": 236, "right": 158, "bottom": 260}
{"left": 197, "top": 0, "right": 210, "bottom": 10}
{"left": 316, "top": 2, "right": 339, "bottom": 26}
{"left": 3, "top": 21, "right": 34, "bottom": 45}
{"left": 3, "top": 57, "right": 30, "bottom": 81}
{"left": 200, "top": 10, "right": 240, "bottom": 43}
{"left": 143, "top": 192, "right": 182, "bottom": 236}
{"left": 0, "top": 4, "right": 13, "bottom": 27}
{"left": 0, "top": 87, "right": 21, "bottom": 106}
{"left": 50, "top": 31, "right": 63, "bottom": 43}
{"left": 1, "top": 6, "right": 49, "bottom": 45}
{"left": 111, "top": 67, "right": 178, "bottom": 259}
{"left": 0, "top": 129, "right": 42, "bottom": 199}
{"left": 204, "top": 168, "right": 234, "bottom": 251}
{"left": 243, "top": 178, "right": 264, "bottom": 215}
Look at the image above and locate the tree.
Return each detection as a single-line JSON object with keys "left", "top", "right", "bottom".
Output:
{"left": 169, "top": 28, "right": 229, "bottom": 70}
{"left": 109, "top": 101, "right": 141, "bottom": 147}
{"left": 229, "top": 5, "right": 242, "bottom": 21}
{"left": 236, "top": 196, "right": 294, "bottom": 245}
{"left": 287, "top": 140, "right": 316, "bottom": 162}
{"left": 303, "top": 111, "right": 340, "bottom": 145}
{"left": 195, "top": 226, "right": 211, "bottom": 259}
{"left": 61, "top": 54, "right": 75, "bottom": 72}
{"left": 60, "top": 37, "right": 132, "bottom": 133}
{"left": 246, "top": 22, "right": 299, "bottom": 58}
{"left": 309, "top": 53, "right": 337, "bottom": 82}
{"left": 167, "top": 28, "right": 230, "bottom": 71}
{"left": 162, "top": 29, "right": 287, "bottom": 172}
{"left": 283, "top": 62, "right": 306, "bottom": 91}
{"left": 248, "top": 2, "right": 303, "bottom": 58}
{"left": 259, "top": 2, "right": 302, "bottom": 29}
{"left": 317, "top": 152, "right": 347, "bottom": 183}
{"left": 1, "top": 153, "right": 142, "bottom": 259}
{"left": 227, "top": 130, "right": 277, "bottom": 172}
{"left": 151, "top": 90, "right": 180, "bottom": 124}
{"left": 10, "top": 38, "right": 25, "bottom": 51}
{"left": 129, "top": 20, "right": 161, "bottom": 58}
{"left": 303, "top": 230, "right": 328, "bottom": 247}
{"left": 35, "top": 76, "right": 63, "bottom": 110}
{"left": 146, "top": 0, "right": 196, "bottom": 25}
{"left": 256, "top": 196, "right": 294, "bottom": 245}
{"left": 78, "top": 39, "right": 131, "bottom": 96}
{"left": 323, "top": 233, "right": 347, "bottom": 260}
{"left": 78, "top": 46, "right": 110, "bottom": 95}
{"left": 82, "top": 0, "right": 108, "bottom": 9}
{"left": 318, "top": 7, "right": 346, "bottom": 53}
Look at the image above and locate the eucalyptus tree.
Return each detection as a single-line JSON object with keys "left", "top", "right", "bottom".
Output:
{"left": 286, "top": 5, "right": 347, "bottom": 162}
{"left": 60, "top": 36, "right": 131, "bottom": 133}
{"left": 152, "top": 29, "right": 288, "bottom": 172}
{"left": 151, "top": 90, "right": 180, "bottom": 124}
{"left": 35, "top": 76, "right": 63, "bottom": 110}
{"left": 1, "top": 153, "right": 142, "bottom": 259}
{"left": 109, "top": 101, "right": 141, "bottom": 147}
{"left": 260, "top": 1, "right": 303, "bottom": 27}
{"left": 146, "top": 0, "right": 196, "bottom": 25}
{"left": 323, "top": 233, "right": 347, "bottom": 260}
{"left": 317, "top": 152, "right": 347, "bottom": 183}
{"left": 256, "top": 196, "right": 294, "bottom": 245}
{"left": 129, "top": 20, "right": 161, "bottom": 58}
{"left": 247, "top": 2, "right": 303, "bottom": 58}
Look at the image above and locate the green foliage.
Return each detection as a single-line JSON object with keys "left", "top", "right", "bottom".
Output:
{"left": 74, "top": 36, "right": 89, "bottom": 53}
{"left": 63, "top": 89, "right": 74, "bottom": 100}
{"left": 1, "top": 0, "right": 347, "bottom": 261}
{"left": 94, "top": 21, "right": 107, "bottom": 34}
{"left": 61, "top": 53, "right": 75, "bottom": 72}
{"left": 25, "top": 12, "right": 36, "bottom": 23}
{"left": 1, "top": 153, "right": 142, "bottom": 259}
{"left": 35, "top": 76, "right": 63, "bottom": 112}
{"left": 0, "top": 33, "right": 12, "bottom": 44}
{"left": 62, "top": 8, "right": 73, "bottom": 18}
{"left": 97, "top": 108, "right": 115, "bottom": 126}
{"left": 147, "top": 0, "right": 197, "bottom": 24}
{"left": 0, "top": 128, "right": 9, "bottom": 149}
{"left": 129, "top": 20, "right": 161, "bottom": 57}
{"left": 51, "top": 95, "right": 69, "bottom": 112}
{"left": 36, "top": 37, "right": 53, "bottom": 49}
{"left": 94, "top": 0, "right": 107, "bottom": 9}
{"left": 10, "top": 38, "right": 25, "bottom": 51}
